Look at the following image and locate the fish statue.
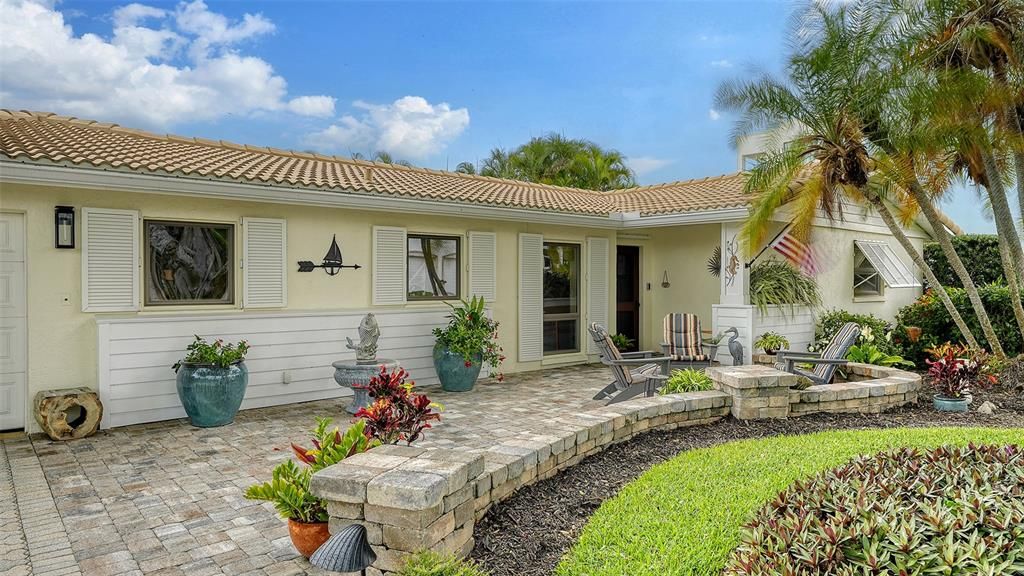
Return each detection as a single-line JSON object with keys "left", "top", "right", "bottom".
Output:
{"left": 347, "top": 313, "right": 380, "bottom": 364}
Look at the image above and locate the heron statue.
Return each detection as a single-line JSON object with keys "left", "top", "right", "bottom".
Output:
{"left": 724, "top": 327, "right": 744, "bottom": 366}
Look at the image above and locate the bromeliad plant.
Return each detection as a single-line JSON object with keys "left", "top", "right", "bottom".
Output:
{"left": 433, "top": 296, "right": 505, "bottom": 378}
{"left": 172, "top": 335, "right": 249, "bottom": 372}
{"left": 926, "top": 346, "right": 996, "bottom": 400}
{"left": 244, "top": 419, "right": 375, "bottom": 523}
{"left": 726, "top": 444, "right": 1024, "bottom": 576}
{"left": 355, "top": 366, "right": 441, "bottom": 445}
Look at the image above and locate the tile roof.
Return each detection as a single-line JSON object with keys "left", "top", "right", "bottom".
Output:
{"left": 0, "top": 110, "right": 750, "bottom": 217}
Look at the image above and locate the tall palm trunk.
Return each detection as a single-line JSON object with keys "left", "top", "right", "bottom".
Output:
{"left": 863, "top": 191, "right": 983, "bottom": 351}
{"left": 904, "top": 179, "right": 1004, "bottom": 354}
{"left": 980, "top": 149, "right": 1024, "bottom": 339}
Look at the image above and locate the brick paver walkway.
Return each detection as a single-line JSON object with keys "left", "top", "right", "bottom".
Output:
{"left": 1, "top": 366, "right": 606, "bottom": 575}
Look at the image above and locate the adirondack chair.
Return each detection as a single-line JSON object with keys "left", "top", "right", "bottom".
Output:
{"left": 589, "top": 323, "right": 671, "bottom": 404}
{"left": 775, "top": 322, "right": 860, "bottom": 385}
{"left": 661, "top": 313, "right": 712, "bottom": 370}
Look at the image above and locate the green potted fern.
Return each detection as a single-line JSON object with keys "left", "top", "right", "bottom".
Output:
{"left": 245, "top": 419, "right": 376, "bottom": 557}
{"left": 754, "top": 332, "right": 790, "bottom": 355}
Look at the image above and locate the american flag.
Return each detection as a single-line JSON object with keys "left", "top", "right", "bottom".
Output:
{"left": 770, "top": 229, "right": 819, "bottom": 275}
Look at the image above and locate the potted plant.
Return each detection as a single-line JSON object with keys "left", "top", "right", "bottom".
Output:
{"left": 431, "top": 296, "right": 504, "bottom": 392}
{"left": 610, "top": 333, "right": 635, "bottom": 351}
{"left": 356, "top": 366, "right": 442, "bottom": 444}
{"left": 754, "top": 332, "right": 790, "bottom": 355}
{"left": 172, "top": 336, "right": 249, "bottom": 427}
{"left": 245, "top": 419, "right": 376, "bottom": 557}
{"left": 926, "top": 346, "right": 995, "bottom": 412}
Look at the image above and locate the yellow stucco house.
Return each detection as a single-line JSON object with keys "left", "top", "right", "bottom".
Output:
{"left": 0, "top": 110, "right": 945, "bottom": 433}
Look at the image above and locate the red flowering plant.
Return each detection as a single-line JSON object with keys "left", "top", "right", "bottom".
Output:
{"left": 354, "top": 366, "right": 441, "bottom": 445}
{"left": 925, "top": 344, "right": 997, "bottom": 400}
{"left": 432, "top": 296, "right": 505, "bottom": 380}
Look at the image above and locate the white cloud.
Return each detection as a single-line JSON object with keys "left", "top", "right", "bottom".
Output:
{"left": 628, "top": 156, "right": 674, "bottom": 176}
{"left": 287, "top": 96, "right": 336, "bottom": 118}
{"left": 710, "top": 59, "right": 733, "bottom": 68}
{"left": 306, "top": 96, "right": 470, "bottom": 160}
{"left": 0, "top": 0, "right": 332, "bottom": 127}
{"left": 709, "top": 108, "right": 721, "bottom": 121}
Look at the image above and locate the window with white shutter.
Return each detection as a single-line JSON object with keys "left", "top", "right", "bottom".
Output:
{"left": 586, "top": 237, "right": 610, "bottom": 354}
{"left": 82, "top": 208, "right": 139, "bottom": 312}
{"left": 468, "top": 231, "right": 497, "bottom": 302}
{"left": 518, "top": 233, "right": 544, "bottom": 362}
{"left": 243, "top": 217, "right": 287, "bottom": 308}
{"left": 373, "top": 226, "right": 407, "bottom": 305}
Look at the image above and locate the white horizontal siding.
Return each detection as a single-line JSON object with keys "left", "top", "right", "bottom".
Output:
{"left": 753, "top": 306, "right": 815, "bottom": 354}
{"left": 97, "top": 307, "right": 456, "bottom": 428}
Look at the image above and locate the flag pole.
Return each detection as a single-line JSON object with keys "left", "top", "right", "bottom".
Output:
{"left": 745, "top": 221, "right": 793, "bottom": 269}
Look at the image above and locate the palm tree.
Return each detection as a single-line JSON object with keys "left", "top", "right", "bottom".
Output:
{"left": 715, "top": 1, "right": 983, "bottom": 349}
{"left": 350, "top": 150, "right": 414, "bottom": 167}
{"left": 454, "top": 162, "right": 476, "bottom": 175}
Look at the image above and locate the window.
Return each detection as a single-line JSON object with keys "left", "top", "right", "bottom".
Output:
{"left": 145, "top": 220, "right": 234, "bottom": 305}
{"left": 741, "top": 153, "right": 762, "bottom": 171}
{"left": 407, "top": 235, "right": 461, "bottom": 300}
{"left": 543, "top": 242, "right": 580, "bottom": 354}
{"left": 853, "top": 247, "right": 883, "bottom": 297}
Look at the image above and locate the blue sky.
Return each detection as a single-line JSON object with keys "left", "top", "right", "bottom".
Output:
{"left": 0, "top": 0, "right": 998, "bottom": 232}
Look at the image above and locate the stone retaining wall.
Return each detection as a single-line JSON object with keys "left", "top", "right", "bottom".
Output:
{"left": 311, "top": 363, "right": 922, "bottom": 574}
{"left": 310, "top": 390, "right": 732, "bottom": 574}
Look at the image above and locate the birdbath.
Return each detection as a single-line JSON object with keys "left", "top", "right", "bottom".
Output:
{"left": 332, "top": 313, "right": 399, "bottom": 414}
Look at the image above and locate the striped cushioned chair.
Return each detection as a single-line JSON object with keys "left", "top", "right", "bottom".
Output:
{"left": 661, "top": 313, "right": 711, "bottom": 369}
{"left": 775, "top": 322, "right": 860, "bottom": 385}
{"left": 588, "top": 323, "right": 671, "bottom": 404}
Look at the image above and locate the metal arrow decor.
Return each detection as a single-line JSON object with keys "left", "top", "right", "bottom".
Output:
{"left": 298, "top": 235, "right": 362, "bottom": 276}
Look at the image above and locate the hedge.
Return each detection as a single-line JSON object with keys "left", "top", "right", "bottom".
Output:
{"left": 923, "top": 235, "right": 1004, "bottom": 288}
{"left": 895, "top": 284, "right": 1024, "bottom": 364}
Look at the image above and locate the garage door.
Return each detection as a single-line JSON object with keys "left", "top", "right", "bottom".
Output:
{"left": 0, "top": 213, "right": 26, "bottom": 431}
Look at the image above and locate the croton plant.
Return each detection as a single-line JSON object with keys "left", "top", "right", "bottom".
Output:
{"left": 925, "top": 344, "right": 997, "bottom": 399}
{"left": 355, "top": 365, "right": 442, "bottom": 445}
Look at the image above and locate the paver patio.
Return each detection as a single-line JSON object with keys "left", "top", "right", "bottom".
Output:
{"left": 0, "top": 366, "right": 608, "bottom": 576}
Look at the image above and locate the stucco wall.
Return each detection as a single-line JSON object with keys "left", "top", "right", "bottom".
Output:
{"left": 0, "top": 182, "right": 619, "bottom": 432}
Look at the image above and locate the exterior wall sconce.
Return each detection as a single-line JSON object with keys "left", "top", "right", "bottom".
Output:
{"left": 55, "top": 206, "right": 75, "bottom": 249}
{"left": 661, "top": 270, "right": 671, "bottom": 288}
{"left": 298, "top": 235, "right": 361, "bottom": 276}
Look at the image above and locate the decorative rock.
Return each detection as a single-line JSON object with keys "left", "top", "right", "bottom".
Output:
{"left": 978, "top": 401, "right": 997, "bottom": 415}
{"left": 33, "top": 388, "right": 102, "bottom": 441}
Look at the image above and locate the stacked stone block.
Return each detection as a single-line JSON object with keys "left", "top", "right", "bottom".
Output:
{"left": 706, "top": 365, "right": 798, "bottom": 419}
{"left": 310, "top": 390, "right": 731, "bottom": 574}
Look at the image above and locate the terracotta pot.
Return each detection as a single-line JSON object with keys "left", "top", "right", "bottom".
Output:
{"left": 287, "top": 519, "right": 330, "bottom": 558}
{"left": 906, "top": 326, "right": 922, "bottom": 342}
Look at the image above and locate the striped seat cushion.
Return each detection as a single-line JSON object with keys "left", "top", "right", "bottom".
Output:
{"left": 813, "top": 322, "right": 860, "bottom": 379}
{"left": 664, "top": 313, "right": 705, "bottom": 361}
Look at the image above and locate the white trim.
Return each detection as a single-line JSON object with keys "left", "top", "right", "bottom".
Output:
{"left": 614, "top": 208, "right": 750, "bottom": 227}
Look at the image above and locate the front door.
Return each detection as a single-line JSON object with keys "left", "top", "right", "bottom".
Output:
{"left": 615, "top": 245, "right": 640, "bottom": 352}
{"left": 0, "top": 213, "right": 26, "bottom": 432}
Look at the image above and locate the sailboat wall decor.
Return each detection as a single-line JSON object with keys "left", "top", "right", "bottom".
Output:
{"left": 297, "top": 235, "right": 362, "bottom": 276}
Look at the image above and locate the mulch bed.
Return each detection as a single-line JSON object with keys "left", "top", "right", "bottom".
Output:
{"left": 470, "top": 387, "right": 1024, "bottom": 576}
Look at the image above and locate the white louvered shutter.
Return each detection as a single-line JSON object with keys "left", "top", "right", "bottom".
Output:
{"left": 468, "top": 231, "right": 497, "bottom": 302}
{"left": 243, "top": 217, "right": 287, "bottom": 308}
{"left": 586, "top": 237, "right": 610, "bottom": 354}
{"left": 518, "top": 233, "right": 544, "bottom": 362}
{"left": 82, "top": 208, "right": 139, "bottom": 312}
{"left": 373, "top": 226, "right": 407, "bottom": 305}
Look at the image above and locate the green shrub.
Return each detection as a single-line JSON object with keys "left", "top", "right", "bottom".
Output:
{"left": 726, "top": 444, "right": 1024, "bottom": 576}
{"left": 923, "top": 234, "right": 1005, "bottom": 288}
{"left": 749, "top": 260, "right": 821, "bottom": 315}
{"left": 396, "top": 551, "right": 489, "bottom": 576}
{"left": 659, "top": 368, "right": 714, "bottom": 395}
{"left": 811, "top": 309, "right": 901, "bottom": 356}
{"left": 895, "top": 284, "right": 1024, "bottom": 365}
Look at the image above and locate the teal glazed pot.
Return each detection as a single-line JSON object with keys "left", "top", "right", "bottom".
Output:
{"left": 933, "top": 394, "right": 969, "bottom": 413}
{"left": 433, "top": 345, "right": 482, "bottom": 392}
{"left": 175, "top": 362, "right": 248, "bottom": 427}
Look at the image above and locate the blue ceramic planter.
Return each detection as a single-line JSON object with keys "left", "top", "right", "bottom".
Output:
{"left": 175, "top": 362, "right": 248, "bottom": 427}
{"left": 433, "top": 345, "right": 482, "bottom": 392}
{"left": 933, "top": 394, "right": 968, "bottom": 413}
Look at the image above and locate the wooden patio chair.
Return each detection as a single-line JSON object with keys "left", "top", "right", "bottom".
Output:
{"left": 588, "top": 323, "right": 671, "bottom": 404}
{"left": 775, "top": 322, "right": 860, "bottom": 385}
{"left": 661, "top": 313, "right": 712, "bottom": 370}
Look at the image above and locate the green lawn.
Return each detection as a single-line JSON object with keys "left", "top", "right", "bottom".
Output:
{"left": 556, "top": 427, "right": 1023, "bottom": 576}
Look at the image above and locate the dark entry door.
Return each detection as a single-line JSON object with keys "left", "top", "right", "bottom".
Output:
{"left": 616, "top": 245, "right": 641, "bottom": 351}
